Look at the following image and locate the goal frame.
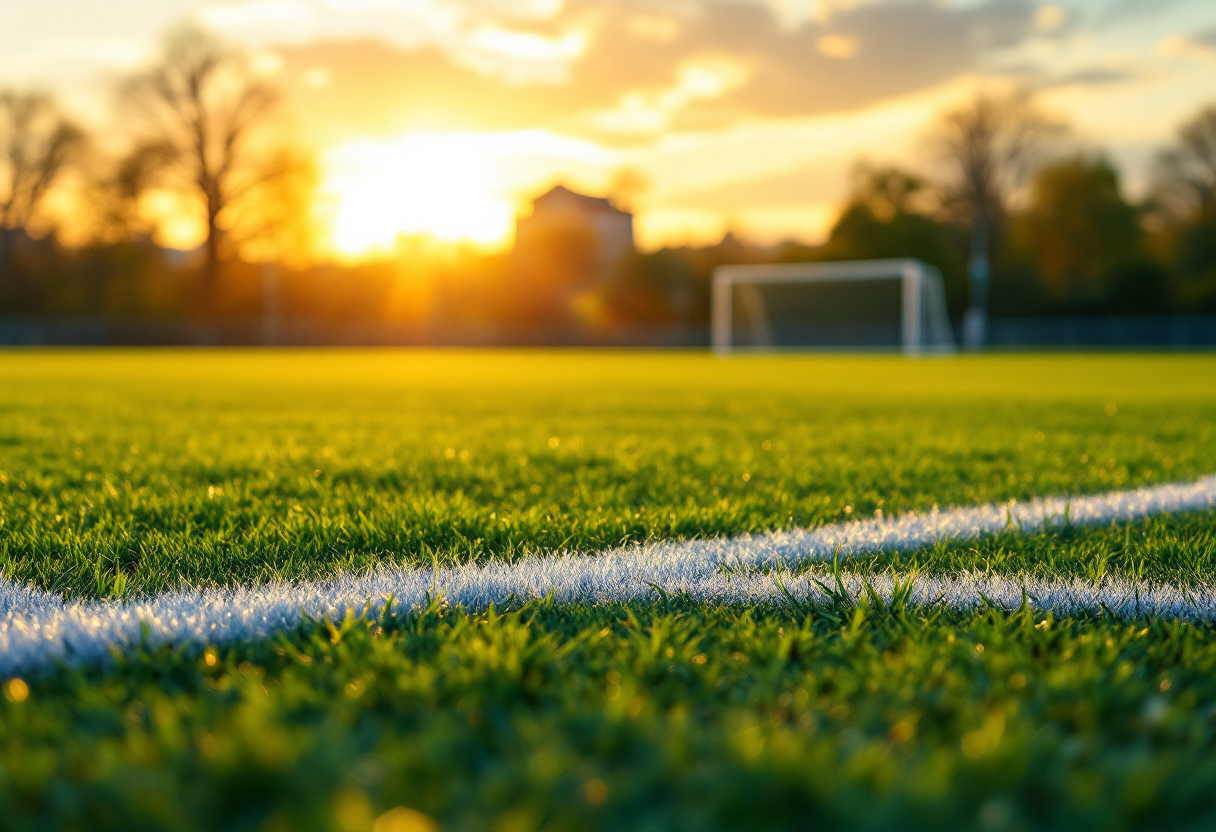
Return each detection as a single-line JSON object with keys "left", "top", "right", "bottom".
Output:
{"left": 711, "top": 258, "right": 955, "bottom": 355}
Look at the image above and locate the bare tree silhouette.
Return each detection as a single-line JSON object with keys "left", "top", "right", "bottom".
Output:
{"left": 929, "top": 91, "right": 1065, "bottom": 346}
{"left": 1152, "top": 105, "right": 1216, "bottom": 226}
{"left": 120, "top": 25, "right": 281, "bottom": 285}
{"left": 1150, "top": 104, "right": 1216, "bottom": 289}
{"left": 0, "top": 91, "right": 84, "bottom": 297}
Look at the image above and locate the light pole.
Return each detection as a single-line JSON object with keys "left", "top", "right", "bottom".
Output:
{"left": 962, "top": 218, "right": 988, "bottom": 350}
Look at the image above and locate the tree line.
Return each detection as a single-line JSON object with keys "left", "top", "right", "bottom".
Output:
{"left": 804, "top": 92, "right": 1216, "bottom": 330}
{"left": 0, "top": 26, "right": 311, "bottom": 315}
{"left": 1, "top": 25, "right": 1214, "bottom": 338}
{"left": 602, "top": 94, "right": 1216, "bottom": 338}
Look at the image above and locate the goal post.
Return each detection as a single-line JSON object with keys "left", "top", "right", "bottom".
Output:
{"left": 711, "top": 258, "right": 956, "bottom": 354}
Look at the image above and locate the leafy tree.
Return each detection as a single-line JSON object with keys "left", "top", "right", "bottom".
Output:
{"left": 1005, "top": 155, "right": 1164, "bottom": 313}
{"left": 813, "top": 163, "right": 967, "bottom": 316}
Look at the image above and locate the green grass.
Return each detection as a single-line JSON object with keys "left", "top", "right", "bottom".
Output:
{"left": 1, "top": 351, "right": 1213, "bottom": 598}
{"left": 2, "top": 350, "right": 1216, "bottom": 831}
{"left": 5, "top": 596, "right": 1216, "bottom": 831}
{"left": 795, "top": 509, "right": 1216, "bottom": 587}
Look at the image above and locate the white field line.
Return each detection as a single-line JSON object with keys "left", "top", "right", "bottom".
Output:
{"left": 2, "top": 476, "right": 1215, "bottom": 676}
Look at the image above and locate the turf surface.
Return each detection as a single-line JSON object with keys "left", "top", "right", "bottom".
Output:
{"left": 1, "top": 351, "right": 1213, "bottom": 597}
{"left": 2, "top": 350, "right": 1216, "bottom": 831}
{"left": 7, "top": 595, "right": 1216, "bottom": 832}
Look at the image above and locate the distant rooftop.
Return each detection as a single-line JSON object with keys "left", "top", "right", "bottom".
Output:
{"left": 532, "top": 185, "right": 630, "bottom": 217}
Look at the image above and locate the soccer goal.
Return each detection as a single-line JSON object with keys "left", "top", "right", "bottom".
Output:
{"left": 711, "top": 258, "right": 956, "bottom": 354}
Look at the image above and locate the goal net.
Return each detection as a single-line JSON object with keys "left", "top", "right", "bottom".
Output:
{"left": 711, "top": 259, "right": 956, "bottom": 354}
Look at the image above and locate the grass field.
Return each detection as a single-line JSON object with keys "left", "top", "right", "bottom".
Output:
{"left": 2, "top": 351, "right": 1216, "bottom": 830}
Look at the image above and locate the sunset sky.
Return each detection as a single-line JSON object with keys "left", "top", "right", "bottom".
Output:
{"left": 3, "top": 0, "right": 1215, "bottom": 257}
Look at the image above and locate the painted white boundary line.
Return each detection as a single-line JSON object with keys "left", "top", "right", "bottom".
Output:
{"left": 2, "top": 476, "right": 1215, "bottom": 675}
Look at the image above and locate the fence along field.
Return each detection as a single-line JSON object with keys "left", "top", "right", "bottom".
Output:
{"left": 2, "top": 350, "right": 1216, "bottom": 830}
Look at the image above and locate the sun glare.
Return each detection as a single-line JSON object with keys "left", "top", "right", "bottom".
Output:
{"left": 321, "top": 130, "right": 615, "bottom": 259}
{"left": 323, "top": 135, "right": 514, "bottom": 256}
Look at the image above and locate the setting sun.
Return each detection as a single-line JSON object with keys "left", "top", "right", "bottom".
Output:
{"left": 322, "top": 133, "right": 516, "bottom": 255}
{"left": 321, "top": 130, "right": 615, "bottom": 257}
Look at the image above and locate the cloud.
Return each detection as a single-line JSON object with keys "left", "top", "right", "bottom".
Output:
{"left": 991, "top": 60, "right": 1138, "bottom": 90}
{"left": 201, "top": 0, "right": 464, "bottom": 49}
{"left": 1097, "top": 0, "right": 1197, "bottom": 26}
{"left": 272, "top": 40, "right": 583, "bottom": 141}
{"left": 653, "top": 0, "right": 1034, "bottom": 123}
{"left": 665, "top": 160, "right": 847, "bottom": 210}
{"left": 1157, "top": 28, "right": 1216, "bottom": 61}
{"left": 200, "top": 0, "right": 316, "bottom": 30}
{"left": 273, "top": 0, "right": 1039, "bottom": 143}
{"left": 1033, "top": 5, "right": 1065, "bottom": 32}
{"left": 1044, "top": 67, "right": 1134, "bottom": 88}
{"left": 1180, "top": 26, "right": 1216, "bottom": 52}
{"left": 817, "top": 34, "right": 858, "bottom": 59}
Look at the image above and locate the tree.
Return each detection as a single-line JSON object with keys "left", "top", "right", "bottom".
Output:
{"left": 1153, "top": 104, "right": 1216, "bottom": 225}
{"left": 0, "top": 91, "right": 84, "bottom": 296}
{"left": 1007, "top": 155, "right": 1163, "bottom": 312}
{"left": 846, "top": 162, "right": 933, "bottom": 221}
{"left": 84, "top": 149, "right": 156, "bottom": 246}
{"left": 119, "top": 26, "right": 281, "bottom": 284}
{"left": 814, "top": 164, "right": 966, "bottom": 316}
{"left": 1150, "top": 104, "right": 1216, "bottom": 299}
{"left": 928, "top": 91, "right": 1066, "bottom": 344}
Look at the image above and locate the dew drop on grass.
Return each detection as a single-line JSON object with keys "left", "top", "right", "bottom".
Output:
{"left": 583, "top": 779, "right": 608, "bottom": 807}
{"left": 374, "top": 808, "right": 438, "bottom": 832}
{"left": 4, "top": 678, "right": 29, "bottom": 703}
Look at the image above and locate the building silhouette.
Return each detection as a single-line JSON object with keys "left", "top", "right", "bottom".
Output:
{"left": 513, "top": 185, "right": 634, "bottom": 288}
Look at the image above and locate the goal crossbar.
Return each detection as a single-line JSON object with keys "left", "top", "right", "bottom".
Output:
{"left": 712, "top": 258, "right": 955, "bottom": 355}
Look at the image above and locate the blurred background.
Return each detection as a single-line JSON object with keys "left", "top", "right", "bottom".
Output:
{"left": 1, "top": 0, "right": 1213, "bottom": 348}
